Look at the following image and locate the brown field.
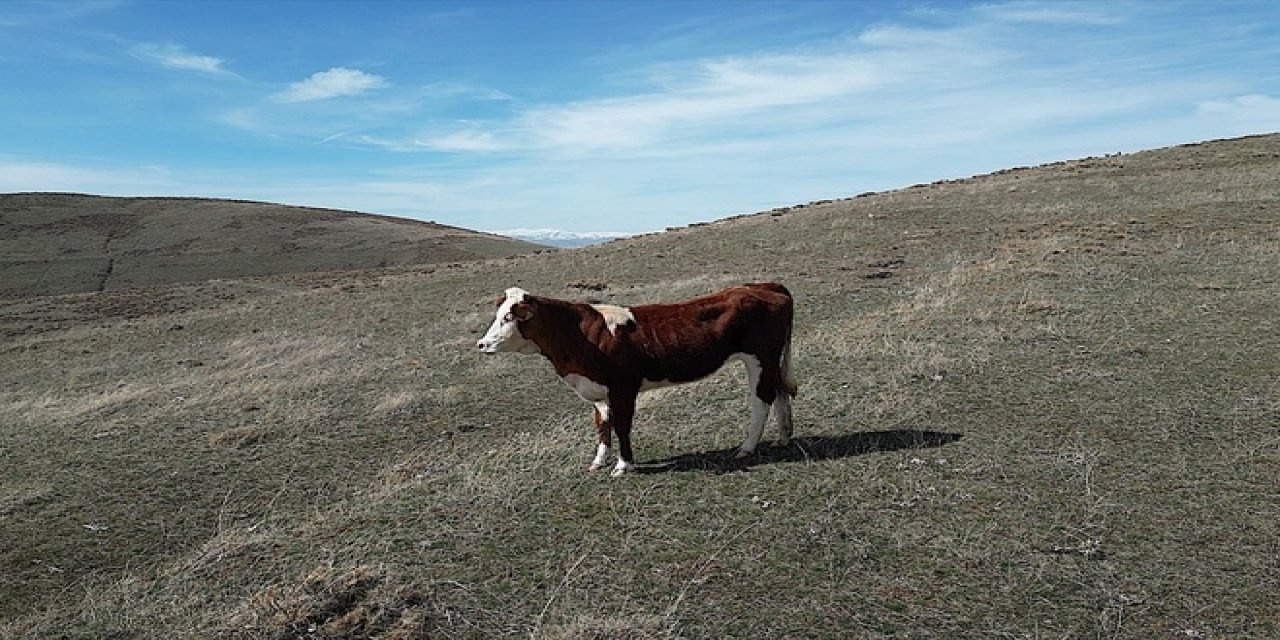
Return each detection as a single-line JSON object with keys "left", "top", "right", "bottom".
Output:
{"left": 2, "top": 134, "right": 1278, "bottom": 638}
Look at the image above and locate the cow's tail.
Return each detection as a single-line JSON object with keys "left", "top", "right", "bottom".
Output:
{"left": 777, "top": 284, "right": 798, "bottom": 399}
{"left": 780, "top": 326, "right": 798, "bottom": 398}
{"left": 775, "top": 309, "right": 798, "bottom": 444}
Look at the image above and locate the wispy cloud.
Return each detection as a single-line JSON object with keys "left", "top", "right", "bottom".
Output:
{"left": 414, "top": 128, "right": 505, "bottom": 153}
{"left": 1197, "top": 94, "right": 1280, "bottom": 120}
{"left": 1195, "top": 94, "right": 1280, "bottom": 135}
{"left": 131, "top": 42, "right": 231, "bottom": 75}
{"left": 0, "top": 0, "right": 123, "bottom": 27}
{"left": 0, "top": 158, "right": 173, "bottom": 193}
{"left": 274, "top": 67, "right": 387, "bottom": 103}
{"left": 506, "top": 52, "right": 881, "bottom": 153}
{"left": 975, "top": 2, "right": 1124, "bottom": 26}
{"left": 420, "top": 81, "right": 513, "bottom": 102}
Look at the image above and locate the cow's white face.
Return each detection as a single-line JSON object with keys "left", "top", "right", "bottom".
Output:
{"left": 477, "top": 287, "right": 540, "bottom": 355}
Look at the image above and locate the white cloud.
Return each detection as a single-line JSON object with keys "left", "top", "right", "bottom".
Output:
{"left": 274, "top": 67, "right": 387, "bottom": 103}
{"left": 131, "top": 42, "right": 230, "bottom": 74}
{"left": 1197, "top": 94, "right": 1280, "bottom": 123}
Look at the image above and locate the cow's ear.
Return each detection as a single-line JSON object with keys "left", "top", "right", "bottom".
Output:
{"left": 512, "top": 301, "right": 535, "bottom": 321}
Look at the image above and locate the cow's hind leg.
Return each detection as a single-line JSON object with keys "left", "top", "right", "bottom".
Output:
{"left": 608, "top": 390, "right": 638, "bottom": 477}
{"left": 773, "top": 391, "right": 793, "bottom": 446}
{"left": 735, "top": 355, "right": 772, "bottom": 458}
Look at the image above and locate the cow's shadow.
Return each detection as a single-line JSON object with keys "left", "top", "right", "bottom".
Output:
{"left": 638, "top": 429, "right": 963, "bottom": 474}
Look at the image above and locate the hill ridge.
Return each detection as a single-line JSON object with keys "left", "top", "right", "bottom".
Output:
{"left": 0, "top": 193, "right": 546, "bottom": 298}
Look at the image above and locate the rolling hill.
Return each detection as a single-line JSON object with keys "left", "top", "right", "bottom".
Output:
{"left": 1, "top": 134, "right": 1277, "bottom": 638}
{"left": 0, "top": 193, "right": 546, "bottom": 298}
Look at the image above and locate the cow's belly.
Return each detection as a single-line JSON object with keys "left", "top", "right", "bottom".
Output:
{"left": 565, "top": 373, "right": 685, "bottom": 398}
{"left": 641, "top": 352, "right": 752, "bottom": 392}
{"left": 640, "top": 378, "right": 677, "bottom": 392}
{"left": 563, "top": 373, "right": 609, "bottom": 402}
{"left": 563, "top": 352, "right": 751, "bottom": 400}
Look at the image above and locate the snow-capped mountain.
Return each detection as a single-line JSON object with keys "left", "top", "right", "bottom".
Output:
{"left": 488, "top": 228, "right": 639, "bottom": 248}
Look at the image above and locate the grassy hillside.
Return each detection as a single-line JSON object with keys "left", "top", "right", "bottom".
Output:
{"left": 2, "top": 134, "right": 1277, "bottom": 638}
{"left": 0, "top": 194, "right": 545, "bottom": 298}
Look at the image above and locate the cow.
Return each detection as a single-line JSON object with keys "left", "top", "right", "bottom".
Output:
{"left": 476, "top": 282, "right": 797, "bottom": 476}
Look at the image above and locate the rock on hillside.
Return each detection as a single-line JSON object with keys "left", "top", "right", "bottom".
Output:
{"left": 0, "top": 193, "right": 547, "bottom": 298}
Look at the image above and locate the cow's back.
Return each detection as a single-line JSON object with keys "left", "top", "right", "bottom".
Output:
{"left": 614, "top": 283, "right": 791, "bottom": 383}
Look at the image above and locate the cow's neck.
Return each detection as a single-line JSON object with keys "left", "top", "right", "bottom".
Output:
{"left": 524, "top": 299, "right": 598, "bottom": 374}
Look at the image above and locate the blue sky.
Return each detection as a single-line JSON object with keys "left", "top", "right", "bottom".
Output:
{"left": 2, "top": 1, "right": 1279, "bottom": 234}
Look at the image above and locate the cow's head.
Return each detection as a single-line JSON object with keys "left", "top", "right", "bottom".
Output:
{"left": 477, "top": 287, "right": 541, "bottom": 355}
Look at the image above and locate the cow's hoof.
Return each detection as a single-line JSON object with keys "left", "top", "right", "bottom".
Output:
{"left": 610, "top": 461, "right": 634, "bottom": 477}
{"left": 733, "top": 448, "right": 754, "bottom": 459}
{"left": 587, "top": 463, "right": 605, "bottom": 472}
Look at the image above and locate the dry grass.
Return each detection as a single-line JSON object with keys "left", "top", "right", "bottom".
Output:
{"left": 2, "top": 134, "right": 1279, "bottom": 638}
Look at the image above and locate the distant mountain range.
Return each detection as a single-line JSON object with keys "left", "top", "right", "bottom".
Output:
{"left": 488, "top": 228, "right": 639, "bottom": 248}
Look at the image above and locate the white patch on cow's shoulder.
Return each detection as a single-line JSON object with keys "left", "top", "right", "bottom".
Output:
{"left": 591, "top": 303, "right": 635, "bottom": 335}
{"left": 563, "top": 373, "right": 609, "bottom": 402}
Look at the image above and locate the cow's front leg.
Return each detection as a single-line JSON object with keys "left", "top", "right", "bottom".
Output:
{"left": 588, "top": 401, "right": 611, "bottom": 471}
{"left": 608, "top": 389, "right": 638, "bottom": 477}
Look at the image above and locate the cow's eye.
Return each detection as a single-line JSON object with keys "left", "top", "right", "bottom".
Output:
{"left": 504, "top": 312, "right": 516, "bottom": 322}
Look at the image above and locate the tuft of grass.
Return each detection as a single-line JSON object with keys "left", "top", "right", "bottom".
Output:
{"left": 209, "top": 424, "right": 273, "bottom": 449}
{"left": 224, "top": 564, "right": 433, "bottom": 640}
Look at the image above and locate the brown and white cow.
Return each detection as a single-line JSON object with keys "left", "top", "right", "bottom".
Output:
{"left": 476, "top": 282, "right": 797, "bottom": 476}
